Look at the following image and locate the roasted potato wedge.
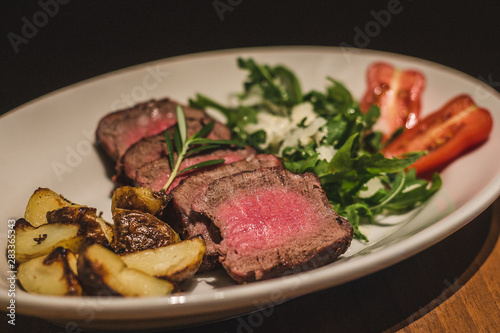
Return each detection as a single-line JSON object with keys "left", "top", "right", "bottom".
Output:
{"left": 24, "top": 188, "right": 74, "bottom": 227}
{"left": 95, "top": 216, "right": 114, "bottom": 244}
{"left": 121, "top": 237, "right": 206, "bottom": 285}
{"left": 17, "top": 247, "right": 82, "bottom": 296}
{"left": 111, "top": 186, "right": 171, "bottom": 219}
{"left": 47, "top": 206, "right": 114, "bottom": 245}
{"left": 112, "top": 208, "right": 180, "bottom": 254}
{"left": 77, "top": 243, "right": 174, "bottom": 297}
{"left": 14, "top": 219, "right": 86, "bottom": 263}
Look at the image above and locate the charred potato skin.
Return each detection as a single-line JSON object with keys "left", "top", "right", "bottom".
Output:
{"left": 111, "top": 186, "right": 172, "bottom": 220}
{"left": 43, "top": 247, "right": 81, "bottom": 295}
{"left": 17, "top": 247, "right": 82, "bottom": 296}
{"left": 77, "top": 243, "right": 174, "bottom": 297}
{"left": 112, "top": 208, "right": 180, "bottom": 254}
{"left": 77, "top": 245, "right": 123, "bottom": 297}
{"left": 46, "top": 206, "right": 113, "bottom": 246}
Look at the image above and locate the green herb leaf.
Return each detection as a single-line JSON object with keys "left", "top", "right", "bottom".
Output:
{"left": 164, "top": 131, "right": 175, "bottom": 170}
{"left": 328, "top": 133, "right": 358, "bottom": 173}
{"left": 273, "top": 65, "right": 303, "bottom": 105}
{"left": 189, "top": 94, "right": 259, "bottom": 146}
{"left": 176, "top": 105, "right": 187, "bottom": 145}
{"left": 186, "top": 144, "right": 220, "bottom": 156}
{"left": 173, "top": 127, "right": 183, "bottom": 154}
{"left": 382, "top": 171, "right": 442, "bottom": 212}
{"left": 355, "top": 151, "right": 424, "bottom": 174}
{"left": 190, "top": 138, "right": 238, "bottom": 146}
{"left": 178, "top": 159, "right": 225, "bottom": 174}
{"left": 340, "top": 203, "right": 373, "bottom": 242}
{"left": 161, "top": 106, "right": 238, "bottom": 192}
{"left": 237, "top": 57, "right": 303, "bottom": 115}
{"left": 193, "top": 121, "right": 215, "bottom": 139}
{"left": 369, "top": 172, "right": 406, "bottom": 211}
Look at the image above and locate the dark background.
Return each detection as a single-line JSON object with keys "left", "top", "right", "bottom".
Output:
{"left": 1, "top": 0, "right": 499, "bottom": 116}
{"left": 1, "top": 1, "right": 499, "bottom": 332}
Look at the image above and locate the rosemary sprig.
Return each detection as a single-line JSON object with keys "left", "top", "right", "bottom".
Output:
{"left": 161, "top": 105, "right": 237, "bottom": 191}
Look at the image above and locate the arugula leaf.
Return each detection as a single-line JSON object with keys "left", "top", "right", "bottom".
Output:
{"left": 272, "top": 65, "right": 303, "bottom": 105}
{"left": 282, "top": 145, "right": 319, "bottom": 173}
{"left": 237, "top": 58, "right": 303, "bottom": 112}
{"left": 368, "top": 172, "right": 407, "bottom": 211}
{"left": 304, "top": 78, "right": 357, "bottom": 118}
{"left": 327, "top": 133, "right": 358, "bottom": 173}
{"left": 382, "top": 171, "right": 442, "bottom": 212}
{"left": 340, "top": 203, "right": 373, "bottom": 242}
{"left": 322, "top": 116, "right": 347, "bottom": 147}
{"left": 318, "top": 133, "right": 440, "bottom": 239}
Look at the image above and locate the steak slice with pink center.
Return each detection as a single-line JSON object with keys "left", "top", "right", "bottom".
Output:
{"left": 191, "top": 167, "right": 353, "bottom": 283}
{"left": 168, "top": 154, "right": 282, "bottom": 272}
{"left": 134, "top": 146, "right": 256, "bottom": 192}
{"left": 116, "top": 118, "right": 231, "bottom": 183}
{"left": 96, "top": 98, "right": 212, "bottom": 161}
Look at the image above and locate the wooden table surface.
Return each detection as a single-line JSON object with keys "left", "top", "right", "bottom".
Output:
{"left": 4, "top": 196, "right": 499, "bottom": 333}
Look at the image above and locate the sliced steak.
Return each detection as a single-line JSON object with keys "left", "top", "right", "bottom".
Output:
{"left": 116, "top": 118, "right": 231, "bottom": 183}
{"left": 96, "top": 98, "right": 211, "bottom": 161}
{"left": 135, "top": 146, "right": 256, "bottom": 192}
{"left": 168, "top": 154, "right": 282, "bottom": 272}
{"left": 191, "top": 167, "right": 353, "bottom": 283}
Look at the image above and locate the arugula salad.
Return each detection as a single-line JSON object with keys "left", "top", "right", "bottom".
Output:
{"left": 190, "top": 58, "right": 441, "bottom": 241}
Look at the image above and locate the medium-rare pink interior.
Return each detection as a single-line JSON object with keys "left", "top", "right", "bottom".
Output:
{"left": 217, "top": 188, "right": 323, "bottom": 253}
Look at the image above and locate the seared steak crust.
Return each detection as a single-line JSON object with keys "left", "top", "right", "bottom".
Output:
{"left": 96, "top": 98, "right": 211, "bottom": 161}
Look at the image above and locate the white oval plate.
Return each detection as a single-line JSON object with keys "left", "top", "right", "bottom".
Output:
{"left": 1, "top": 47, "right": 499, "bottom": 330}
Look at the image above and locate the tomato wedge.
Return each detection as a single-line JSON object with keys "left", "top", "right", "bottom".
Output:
{"left": 361, "top": 62, "right": 425, "bottom": 139}
{"left": 383, "top": 94, "right": 493, "bottom": 175}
